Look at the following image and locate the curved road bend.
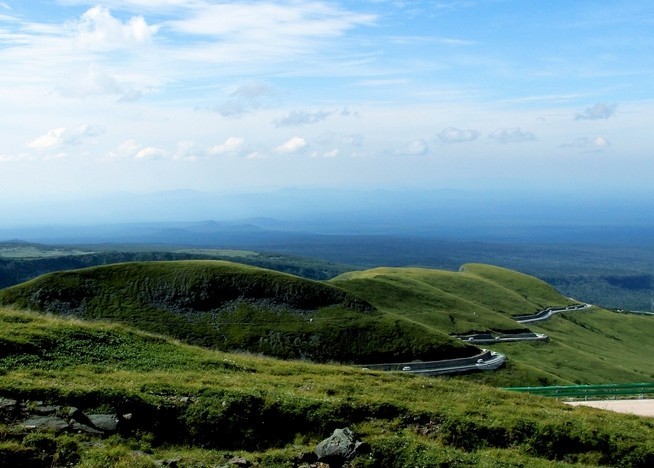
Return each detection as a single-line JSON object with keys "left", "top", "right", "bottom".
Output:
{"left": 360, "top": 349, "right": 506, "bottom": 376}
{"left": 514, "top": 303, "right": 592, "bottom": 324}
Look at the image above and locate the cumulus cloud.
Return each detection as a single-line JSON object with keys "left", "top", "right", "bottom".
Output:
{"left": 208, "top": 137, "right": 246, "bottom": 156}
{"left": 135, "top": 146, "right": 168, "bottom": 160}
{"left": 72, "top": 5, "right": 158, "bottom": 51}
{"left": 28, "top": 124, "right": 104, "bottom": 150}
{"left": 396, "top": 139, "right": 429, "bottom": 156}
{"left": 561, "top": 136, "right": 611, "bottom": 151}
{"left": 437, "top": 127, "right": 480, "bottom": 144}
{"left": 575, "top": 103, "right": 617, "bottom": 120}
{"left": 488, "top": 128, "right": 535, "bottom": 144}
{"left": 273, "top": 110, "right": 332, "bottom": 127}
{"left": 274, "top": 136, "right": 307, "bottom": 154}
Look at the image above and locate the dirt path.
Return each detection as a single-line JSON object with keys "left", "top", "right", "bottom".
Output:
{"left": 565, "top": 399, "right": 654, "bottom": 417}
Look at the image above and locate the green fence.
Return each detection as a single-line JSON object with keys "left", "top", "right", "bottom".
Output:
{"left": 504, "top": 382, "right": 654, "bottom": 401}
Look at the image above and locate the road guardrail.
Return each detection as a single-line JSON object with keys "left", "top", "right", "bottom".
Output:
{"left": 503, "top": 382, "right": 654, "bottom": 401}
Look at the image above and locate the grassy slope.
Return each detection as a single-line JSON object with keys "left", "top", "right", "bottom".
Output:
{"left": 0, "top": 260, "right": 476, "bottom": 364}
{"left": 331, "top": 263, "right": 572, "bottom": 334}
{"left": 1, "top": 307, "right": 652, "bottom": 467}
{"left": 333, "top": 263, "right": 654, "bottom": 386}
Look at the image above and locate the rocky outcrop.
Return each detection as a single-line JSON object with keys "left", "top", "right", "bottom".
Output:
{"left": 0, "top": 398, "right": 125, "bottom": 436}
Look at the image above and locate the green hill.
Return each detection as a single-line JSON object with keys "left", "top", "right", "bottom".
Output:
{"left": 332, "top": 263, "right": 654, "bottom": 386}
{"left": 331, "top": 263, "right": 574, "bottom": 334}
{"left": 0, "top": 260, "right": 476, "bottom": 364}
{"left": 0, "top": 307, "right": 652, "bottom": 467}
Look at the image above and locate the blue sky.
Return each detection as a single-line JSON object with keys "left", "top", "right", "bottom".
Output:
{"left": 1, "top": 0, "right": 653, "bottom": 204}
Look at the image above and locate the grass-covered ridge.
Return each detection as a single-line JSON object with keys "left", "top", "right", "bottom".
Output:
{"left": 0, "top": 260, "right": 477, "bottom": 364}
{"left": 1, "top": 307, "right": 653, "bottom": 467}
{"left": 332, "top": 263, "right": 654, "bottom": 386}
{"left": 332, "top": 263, "right": 574, "bottom": 335}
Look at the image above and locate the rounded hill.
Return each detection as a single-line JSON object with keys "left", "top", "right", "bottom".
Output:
{"left": 0, "top": 260, "right": 477, "bottom": 364}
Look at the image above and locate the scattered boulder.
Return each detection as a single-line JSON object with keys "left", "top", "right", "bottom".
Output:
{"left": 314, "top": 428, "right": 368, "bottom": 467}
{"left": 88, "top": 414, "right": 120, "bottom": 432}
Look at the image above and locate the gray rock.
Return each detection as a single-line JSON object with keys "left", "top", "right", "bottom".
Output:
{"left": 20, "top": 415, "right": 69, "bottom": 433}
{"left": 228, "top": 456, "right": 250, "bottom": 466}
{"left": 68, "top": 407, "right": 95, "bottom": 427}
{"left": 88, "top": 414, "right": 119, "bottom": 432}
{"left": 314, "top": 427, "right": 367, "bottom": 466}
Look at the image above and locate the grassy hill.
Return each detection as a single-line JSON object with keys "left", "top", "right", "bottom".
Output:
{"left": 0, "top": 260, "right": 476, "bottom": 364}
{"left": 331, "top": 263, "right": 574, "bottom": 334}
{"left": 332, "top": 263, "right": 654, "bottom": 386}
{"left": 1, "top": 306, "right": 652, "bottom": 467}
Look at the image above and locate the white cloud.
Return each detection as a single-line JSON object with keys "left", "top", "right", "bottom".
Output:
{"left": 273, "top": 110, "right": 332, "bottom": 127}
{"left": 488, "top": 128, "right": 535, "bottom": 144}
{"left": 575, "top": 103, "right": 617, "bottom": 120}
{"left": 28, "top": 124, "right": 103, "bottom": 150}
{"left": 208, "top": 137, "right": 246, "bottom": 156}
{"left": 437, "top": 127, "right": 480, "bottom": 144}
{"left": 72, "top": 5, "right": 158, "bottom": 51}
{"left": 396, "top": 139, "right": 429, "bottom": 155}
{"left": 135, "top": 146, "right": 168, "bottom": 160}
{"left": 166, "top": 2, "right": 375, "bottom": 40}
{"left": 274, "top": 136, "right": 307, "bottom": 154}
{"left": 245, "top": 150, "right": 266, "bottom": 160}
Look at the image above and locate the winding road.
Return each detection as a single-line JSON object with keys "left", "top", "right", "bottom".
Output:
{"left": 360, "top": 302, "right": 591, "bottom": 376}
{"left": 513, "top": 303, "right": 592, "bottom": 324}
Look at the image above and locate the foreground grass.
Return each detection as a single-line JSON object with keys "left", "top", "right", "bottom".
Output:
{"left": 1, "top": 307, "right": 653, "bottom": 467}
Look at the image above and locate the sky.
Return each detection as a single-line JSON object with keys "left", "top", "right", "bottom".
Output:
{"left": 1, "top": 0, "right": 654, "bottom": 207}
